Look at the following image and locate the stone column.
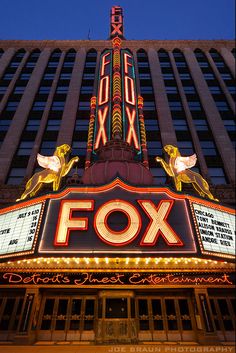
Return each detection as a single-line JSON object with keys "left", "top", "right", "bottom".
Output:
{"left": 169, "top": 51, "right": 209, "bottom": 178}
{"left": 57, "top": 48, "right": 87, "bottom": 146}
{"left": 148, "top": 48, "right": 177, "bottom": 147}
{"left": 205, "top": 51, "right": 235, "bottom": 114}
{"left": 184, "top": 48, "right": 235, "bottom": 184}
{"left": 194, "top": 288, "right": 219, "bottom": 344}
{"left": 14, "top": 288, "right": 40, "bottom": 344}
{"left": 0, "top": 49, "right": 51, "bottom": 182}
{"left": 220, "top": 47, "right": 235, "bottom": 78}
{"left": 25, "top": 51, "right": 66, "bottom": 179}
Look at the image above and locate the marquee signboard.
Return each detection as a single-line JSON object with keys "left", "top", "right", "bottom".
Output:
{"left": 190, "top": 202, "right": 235, "bottom": 257}
{"left": 38, "top": 180, "right": 196, "bottom": 255}
{"left": 0, "top": 180, "right": 235, "bottom": 260}
{"left": 0, "top": 202, "right": 45, "bottom": 259}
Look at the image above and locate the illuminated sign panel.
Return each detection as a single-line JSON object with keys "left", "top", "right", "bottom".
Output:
{"left": 121, "top": 50, "right": 141, "bottom": 153}
{"left": 0, "top": 271, "right": 234, "bottom": 287}
{"left": 0, "top": 181, "right": 235, "bottom": 261}
{"left": 38, "top": 181, "right": 196, "bottom": 255}
{"left": 0, "top": 202, "right": 44, "bottom": 258}
{"left": 94, "top": 50, "right": 112, "bottom": 151}
{"left": 191, "top": 202, "right": 235, "bottom": 257}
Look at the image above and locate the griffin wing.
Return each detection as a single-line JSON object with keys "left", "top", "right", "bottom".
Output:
{"left": 37, "top": 154, "right": 61, "bottom": 172}
{"left": 174, "top": 154, "right": 197, "bottom": 173}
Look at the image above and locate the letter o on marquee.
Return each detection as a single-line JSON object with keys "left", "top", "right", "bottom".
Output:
{"left": 94, "top": 200, "right": 141, "bottom": 246}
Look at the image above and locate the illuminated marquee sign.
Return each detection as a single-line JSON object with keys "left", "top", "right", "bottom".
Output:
{"left": 93, "top": 49, "right": 141, "bottom": 155}
{"left": 191, "top": 202, "right": 235, "bottom": 257}
{"left": 38, "top": 181, "right": 196, "bottom": 255}
{"left": 0, "top": 271, "right": 234, "bottom": 287}
{"left": 121, "top": 50, "right": 140, "bottom": 152}
{"left": 0, "top": 202, "right": 44, "bottom": 258}
{"left": 0, "top": 181, "right": 235, "bottom": 260}
{"left": 94, "top": 50, "right": 112, "bottom": 150}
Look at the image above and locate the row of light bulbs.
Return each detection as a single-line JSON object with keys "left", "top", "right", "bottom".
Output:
{"left": 4, "top": 256, "right": 229, "bottom": 267}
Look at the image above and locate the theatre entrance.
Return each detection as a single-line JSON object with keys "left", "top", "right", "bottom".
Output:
{"left": 35, "top": 289, "right": 199, "bottom": 343}
{"left": 96, "top": 290, "right": 137, "bottom": 343}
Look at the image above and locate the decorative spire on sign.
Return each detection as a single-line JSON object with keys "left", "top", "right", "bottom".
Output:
{"left": 84, "top": 7, "right": 149, "bottom": 169}
{"left": 110, "top": 6, "right": 125, "bottom": 39}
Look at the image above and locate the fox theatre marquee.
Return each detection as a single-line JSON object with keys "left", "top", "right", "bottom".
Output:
{"left": 0, "top": 179, "right": 235, "bottom": 261}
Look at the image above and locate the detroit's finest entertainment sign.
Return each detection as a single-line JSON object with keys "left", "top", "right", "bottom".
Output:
{"left": 0, "top": 202, "right": 44, "bottom": 258}
{"left": 0, "top": 271, "right": 234, "bottom": 287}
{"left": 191, "top": 202, "right": 235, "bottom": 257}
{"left": 38, "top": 180, "right": 196, "bottom": 255}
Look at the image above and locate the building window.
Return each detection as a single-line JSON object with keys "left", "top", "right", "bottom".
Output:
{"left": 223, "top": 120, "right": 236, "bottom": 131}
{"left": 203, "top": 73, "right": 215, "bottom": 80}
{"left": 150, "top": 168, "right": 166, "bottom": 184}
{"left": 56, "top": 86, "right": 69, "bottom": 94}
{"left": 198, "top": 62, "right": 209, "bottom": 67}
{"left": 43, "top": 74, "right": 55, "bottom": 80}
{"left": 143, "top": 101, "right": 156, "bottom": 110}
{"left": 169, "top": 101, "right": 182, "bottom": 111}
{"left": 0, "top": 86, "right": 7, "bottom": 95}
{"left": 165, "top": 86, "right": 178, "bottom": 94}
{"left": 13, "top": 86, "right": 25, "bottom": 94}
{"left": 48, "top": 62, "right": 59, "bottom": 68}
{"left": 40, "top": 141, "right": 56, "bottom": 155}
{"left": 17, "top": 141, "right": 34, "bottom": 155}
{"left": 193, "top": 119, "right": 209, "bottom": 131}
{"left": 208, "top": 167, "right": 227, "bottom": 184}
{"left": 175, "top": 62, "right": 186, "bottom": 67}
{"left": 215, "top": 101, "right": 230, "bottom": 111}
{"left": 177, "top": 141, "right": 194, "bottom": 155}
{"left": 200, "top": 141, "right": 217, "bottom": 156}
{"left": 39, "top": 86, "right": 51, "bottom": 94}
{"left": 179, "top": 73, "right": 191, "bottom": 80}
{"left": 25, "top": 120, "right": 41, "bottom": 131}
{"left": 72, "top": 141, "right": 87, "bottom": 156}
{"left": 183, "top": 86, "right": 196, "bottom": 94}
{"left": 75, "top": 120, "right": 89, "bottom": 131}
{"left": 6, "top": 101, "right": 19, "bottom": 111}
{"left": 19, "top": 73, "right": 31, "bottom": 80}
{"left": 51, "top": 101, "right": 65, "bottom": 111}
{"left": 140, "top": 87, "right": 153, "bottom": 94}
{"left": 46, "top": 120, "right": 61, "bottom": 131}
{"left": 7, "top": 168, "right": 26, "bottom": 185}
{"left": 80, "top": 86, "right": 93, "bottom": 94}
{"left": 32, "top": 101, "right": 46, "bottom": 111}
{"left": 0, "top": 120, "right": 11, "bottom": 131}
{"left": 162, "top": 73, "right": 174, "bottom": 80}
{"left": 145, "top": 120, "right": 159, "bottom": 131}
{"left": 78, "top": 101, "right": 90, "bottom": 110}
{"left": 173, "top": 120, "right": 188, "bottom": 131}
{"left": 208, "top": 86, "right": 222, "bottom": 94}
{"left": 188, "top": 101, "right": 201, "bottom": 111}
{"left": 147, "top": 141, "right": 162, "bottom": 155}
{"left": 3, "top": 73, "right": 14, "bottom": 80}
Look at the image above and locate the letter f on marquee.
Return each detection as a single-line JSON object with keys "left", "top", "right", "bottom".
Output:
{"left": 54, "top": 200, "right": 94, "bottom": 246}
{"left": 138, "top": 200, "right": 183, "bottom": 246}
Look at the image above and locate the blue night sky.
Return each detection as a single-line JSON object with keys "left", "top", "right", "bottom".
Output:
{"left": 0, "top": 0, "right": 235, "bottom": 41}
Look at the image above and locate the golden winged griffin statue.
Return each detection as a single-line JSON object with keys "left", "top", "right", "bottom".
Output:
{"left": 16, "top": 144, "right": 79, "bottom": 201}
{"left": 156, "top": 145, "right": 219, "bottom": 202}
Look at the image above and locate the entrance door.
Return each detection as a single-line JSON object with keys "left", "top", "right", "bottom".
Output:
{"left": 37, "top": 295, "right": 96, "bottom": 341}
{"left": 96, "top": 290, "right": 137, "bottom": 343}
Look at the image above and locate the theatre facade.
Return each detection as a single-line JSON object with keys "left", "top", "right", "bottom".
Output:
{"left": 0, "top": 6, "right": 235, "bottom": 351}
